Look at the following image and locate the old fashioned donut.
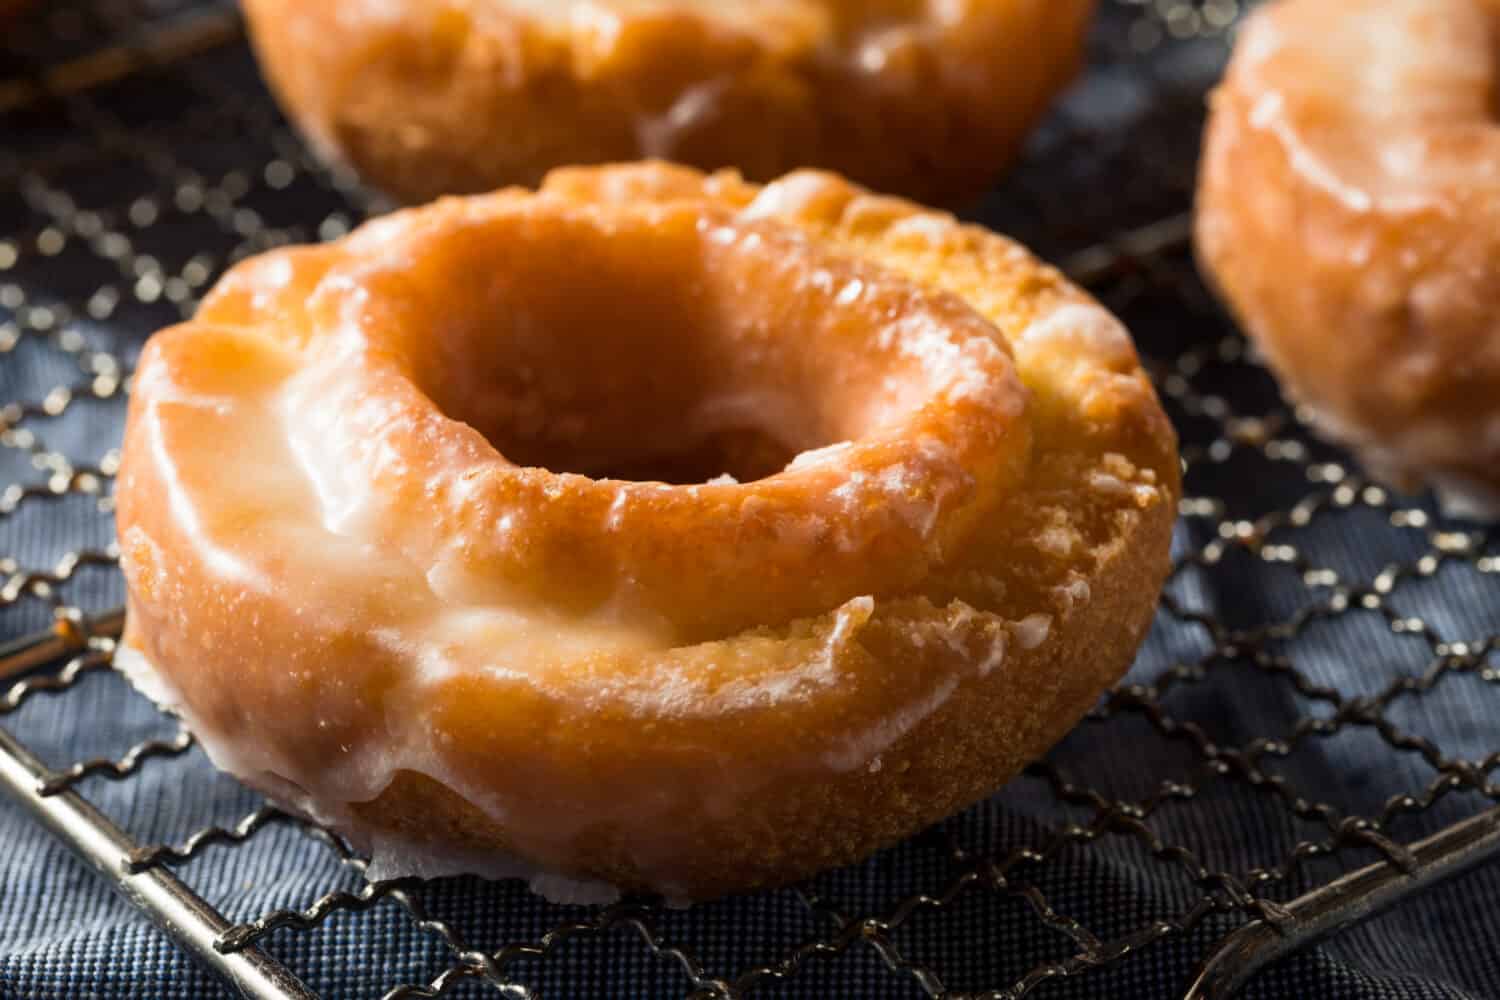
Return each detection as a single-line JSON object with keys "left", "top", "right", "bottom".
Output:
{"left": 240, "top": 0, "right": 1094, "bottom": 205}
{"left": 116, "top": 164, "right": 1178, "bottom": 901}
{"left": 1196, "top": 0, "right": 1500, "bottom": 517}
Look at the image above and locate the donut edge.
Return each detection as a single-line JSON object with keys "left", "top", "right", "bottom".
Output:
{"left": 1194, "top": 0, "right": 1500, "bottom": 518}
{"left": 239, "top": 0, "right": 1096, "bottom": 205}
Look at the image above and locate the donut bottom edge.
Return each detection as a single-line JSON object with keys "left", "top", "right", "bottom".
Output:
{"left": 1296, "top": 402, "right": 1500, "bottom": 521}
{"left": 114, "top": 498, "right": 1170, "bottom": 903}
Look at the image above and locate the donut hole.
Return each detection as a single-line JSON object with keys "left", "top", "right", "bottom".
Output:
{"left": 425, "top": 363, "right": 818, "bottom": 485}
{"left": 401, "top": 206, "right": 927, "bottom": 484}
{"left": 563, "top": 427, "right": 802, "bottom": 486}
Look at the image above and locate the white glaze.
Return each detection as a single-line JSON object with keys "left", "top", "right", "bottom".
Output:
{"left": 1035, "top": 508, "right": 1082, "bottom": 558}
{"left": 636, "top": 79, "right": 731, "bottom": 160}
{"left": 887, "top": 213, "right": 955, "bottom": 248}
{"left": 786, "top": 440, "right": 855, "bottom": 471}
{"left": 122, "top": 642, "right": 625, "bottom": 903}
{"left": 820, "top": 675, "right": 960, "bottom": 772}
{"left": 121, "top": 339, "right": 1020, "bottom": 897}
{"left": 1012, "top": 614, "right": 1052, "bottom": 652}
{"left": 118, "top": 182, "right": 1075, "bottom": 900}
{"left": 1017, "top": 303, "right": 1136, "bottom": 369}
{"left": 742, "top": 172, "right": 845, "bottom": 222}
{"left": 1234, "top": 0, "right": 1497, "bottom": 214}
{"left": 1055, "top": 575, "right": 1092, "bottom": 616}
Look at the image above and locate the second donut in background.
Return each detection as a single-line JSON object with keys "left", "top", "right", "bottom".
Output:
{"left": 1197, "top": 0, "right": 1500, "bottom": 518}
{"left": 241, "top": 0, "right": 1095, "bottom": 205}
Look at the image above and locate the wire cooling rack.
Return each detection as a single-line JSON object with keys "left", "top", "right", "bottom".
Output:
{"left": 3, "top": 1, "right": 1500, "bottom": 998}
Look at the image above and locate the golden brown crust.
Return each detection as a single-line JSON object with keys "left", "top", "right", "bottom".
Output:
{"left": 354, "top": 512, "right": 1170, "bottom": 895}
{"left": 118, "top": 164, "right": 1178, "bottom": 899}
{"left": 241, "top": 0, "right": 1094, "bottom": 205}
{"left": 1196, "top": 0, "right": 1500, "bottom": 515}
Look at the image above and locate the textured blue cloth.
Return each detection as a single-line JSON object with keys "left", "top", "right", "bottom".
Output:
{"left": 3, "top": 2, "right": 1500, "bottom": 998}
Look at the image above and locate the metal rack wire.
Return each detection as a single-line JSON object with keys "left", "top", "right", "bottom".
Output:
{"left": 2, "top": 1, "right": 1499, "bottom": 998}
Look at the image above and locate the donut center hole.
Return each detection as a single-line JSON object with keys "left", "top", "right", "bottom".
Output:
{"left": 434, "top": 380, "right": 818, "bottom": 486}
{"left": 408, "top": 213, "right": 896, "bottom": 485}
{"left": 563, "top": 427, "right": 803, "bottom": 485}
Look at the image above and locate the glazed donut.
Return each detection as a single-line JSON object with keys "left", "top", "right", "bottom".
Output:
{"left": 1196, "top": 0, "right": 1500, "bottom": 517}
{"left": 116, "top": 164, "right": 1178, "bottom": 900}
{"left": 240, "top": 0, "right": 1094, "bottom": 205}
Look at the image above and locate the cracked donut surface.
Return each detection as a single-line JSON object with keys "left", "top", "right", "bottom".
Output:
{"left": 116, "top": 164, "right": 1178, "bottom": 901}
{"left": 1197, "top": 0, "right": 1500, "bottom": 517}
{"left": 240, "top": 0, "right": 1094, "bottom": 205}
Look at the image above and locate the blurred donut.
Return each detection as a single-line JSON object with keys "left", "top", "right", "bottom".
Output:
{"left": 1197, "top": 0, "right": 1500, "bottom": 517}
{"left": 241, "top": 0, "right": 1095, "bottom": 204}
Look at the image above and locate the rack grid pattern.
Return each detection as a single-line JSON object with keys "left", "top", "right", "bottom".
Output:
{"left": 3, "top": 2, "right": 1500, "bottom": 998}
